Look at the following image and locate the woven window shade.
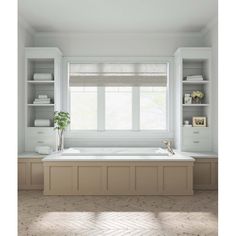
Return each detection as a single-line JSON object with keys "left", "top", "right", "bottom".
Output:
{"left": 69, "top": 63, "right": 168, "bottom": 87}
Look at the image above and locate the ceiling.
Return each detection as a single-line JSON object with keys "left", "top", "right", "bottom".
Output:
{"left": 18, "top": 0, "right": 217, "bottom": 33}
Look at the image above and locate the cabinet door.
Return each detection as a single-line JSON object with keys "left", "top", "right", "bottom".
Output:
{"left": 18, "top": 162, "right": 27, "bottom": 189}
{"left": 30, "top": 161, "right": 44, "bottom": 189}
{"left": 194, "top": 162, "right": 211, "bottom": 186}
{"left": 193, "top": 159, "right": 218, "bottom": 190}
{"left": 18, "top": 158, "right": 44, "bottom": 190}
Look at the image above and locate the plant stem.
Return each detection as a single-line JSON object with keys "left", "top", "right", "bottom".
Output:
{"left": 58, "top": 129, "right": 64, "bottom": 151}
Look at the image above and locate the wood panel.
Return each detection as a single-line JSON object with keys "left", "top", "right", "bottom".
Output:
{"left": 18, "top": 162, "right": 27, "bottom": 187}
{"left": 107, "top": 167, "right": 130, "bottom": 194}
{"left": 163, "top": 166, "right": 188, "bottom": 194}
{"left": 78, "top": 166, "right": 103, "bottom": 194}
{"left": 215, "top": 162, "right": 218, "bottom": 186}
{"left": 193, "top": 158, "right": 218, "bottom": 190}
{"left": 49, "top": 166, "right": 73, "bottom": 193}
{"left": 18, "top": 158, "right": 44, "bottom": 190}
{"left": 30, "top": 162, "right": 43, "bottom": 186}
{"left": 43, "top": 161, "right": 194, "bottom": 195}
{"left": 194, "top": 162, "right": 211, "bottom": 185}
{"left": 135, "top": 167, "right": 158, "bottom": 194}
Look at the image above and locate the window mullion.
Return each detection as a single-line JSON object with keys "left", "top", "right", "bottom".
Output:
{"left": 132, "top": 87, "right": 140, "bottom": 130}
{"left": 97, "top": 86, "right": 105, "bottom": 131}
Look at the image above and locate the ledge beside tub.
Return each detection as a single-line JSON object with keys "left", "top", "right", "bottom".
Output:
{"left": 42, "top": 152, "right": 195, "bottom": 196}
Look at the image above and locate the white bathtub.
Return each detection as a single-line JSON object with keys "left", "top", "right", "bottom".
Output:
{"left": 62, "top": 147, "right": 169, "bottom": 156}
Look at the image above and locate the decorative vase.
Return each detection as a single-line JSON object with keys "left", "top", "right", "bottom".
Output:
{"left": 192, "top": 97, "right": 201, "bottom": 104}
{"left": 57, "top": 131, "right": 64, "bottom": 151}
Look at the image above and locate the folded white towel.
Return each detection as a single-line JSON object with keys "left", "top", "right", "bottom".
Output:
{"left": 38, "top": 95, "right": 48, "bottom": 99}
{"left": 33, "top": 73, "right": 53, "bottom": 80}
{"left": 35, "top": 146, "right": 53, "bottom": 155}
{"left": 34, "top": 119, "right": 50, "bottom": 127}
{"left": 34, "top": 98, "right": 51, "bottom": 102}
{"left": 187, "top": 77, "right": 203, "bottom": 81}
{"left": 187, "top": 75, "right": 203, "bottom": 78}
{"left": 33, "top": 101, "right": 51, "bottom": 104}
{"left": 186, "top": 75, "right": 203, "bottom": 81}
{"left": 183, "top": 124, "right": 192, "bottom": 127}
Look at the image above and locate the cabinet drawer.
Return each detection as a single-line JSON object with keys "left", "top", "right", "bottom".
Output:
{"left": 25, "top": 136, "right": 56, "bottom": 151}
{"left": 183, "top": 138, "right": 211, "bottom": 151}
{"left": 183, "top": 127, "right": 210, "bottom": 138}
{"left": 26, "top": 127, "right": 55, "bottom": 137}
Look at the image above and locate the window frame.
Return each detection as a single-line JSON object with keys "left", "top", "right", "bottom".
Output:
{"left": 62, "top": 57, "right": 174, "bottom": 140}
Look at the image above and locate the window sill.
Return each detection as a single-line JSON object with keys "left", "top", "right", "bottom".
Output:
{"left": 65, "top": 130, "right": 174, "bottom": 139}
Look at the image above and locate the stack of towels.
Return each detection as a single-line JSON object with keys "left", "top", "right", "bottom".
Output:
{"left": 185, "top": 75, "right": 204, "bottom": 81}
{"left": 33, "top": 73, "right": 54, "bottom": 81}
{"left": 35, "top": 146, "right": 52, "bottom": 154}
{"left": 33, "top": 95, "right": 51, "bottom": 104}
{"left": 34, "top": 119, "right": 50, "bottom": 127}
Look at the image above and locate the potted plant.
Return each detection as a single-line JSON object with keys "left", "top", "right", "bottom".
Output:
{"left": 191, "top": 91, "right": 204, "bottom": 104}
{"left": 53, "top": 111, "right": 70, "bottom": 151}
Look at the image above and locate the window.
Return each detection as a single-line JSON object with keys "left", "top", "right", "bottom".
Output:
{"left": 68, "top": 62, "right": 169, "bottom": 132}
{"left": 70, "top": 87, "right": 97, "bottom": 130}
{"left": 140, "top": 87, "right": 167, "bottom": 130}
{"left": 105, "top": 87, "right": 132, "bottom": 130}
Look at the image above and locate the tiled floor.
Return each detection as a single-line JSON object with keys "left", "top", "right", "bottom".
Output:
{"left": 18, "top": 191, "right": 217, "bottom": 236}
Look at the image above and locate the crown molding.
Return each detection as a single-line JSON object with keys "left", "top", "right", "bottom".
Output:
{"left": 18, "top": 14, "right": 36, "bottom": 36}
{"left": 34, "top": 31, "right": 203, "bottom": 38}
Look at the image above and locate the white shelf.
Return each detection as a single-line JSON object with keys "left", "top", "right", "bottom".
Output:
{"left": 27, "top": 80, "right": 54, "bottom": 84}
{"left": 27, "top": 104, "right": 54, "bottom": 107}
{"left": 182, "top": 81, "right": 209, "bottom": 84}
{"left": 182, "top": 104, "right": 209, "bottom": 107}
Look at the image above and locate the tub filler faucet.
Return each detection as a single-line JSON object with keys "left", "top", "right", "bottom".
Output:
{"left": 162, "top": 140, "right": 175, "bottom": 155}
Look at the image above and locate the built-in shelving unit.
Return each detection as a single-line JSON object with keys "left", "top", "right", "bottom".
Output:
{"left": 24, "top": 47, "right": 62, "bottom": 151}
{"left": 175, "top": 48, "right": 212, "bottom": 152}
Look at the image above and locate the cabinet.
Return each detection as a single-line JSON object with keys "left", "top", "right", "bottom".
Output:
{"left": 175, "top": 48, "right": 212, "bottom": 152}
{"left": 193, "top": 158, "right": 218, "bottom": 190}
{"left": 18, "top": 154, "right": 44, "bottom": 190}
{"left": 24, "top": 47, "right": 62, "bottom": 152}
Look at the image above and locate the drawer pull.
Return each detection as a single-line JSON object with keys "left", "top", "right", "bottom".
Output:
{"left": 193, "top": 131, "right": 199, "bottom": 134}
{"left": 37, "top": 132, "right": 44, "bottom": 134}
{"left": 193, "top": 141, "right": 200, "bottom": 144}
{"left": 37, "top": 141, "right": 44, "bottom": 144}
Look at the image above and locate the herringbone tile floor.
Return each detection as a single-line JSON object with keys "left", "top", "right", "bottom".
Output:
{"left": 18, "top": 191, "right": 217, "bottom": 236}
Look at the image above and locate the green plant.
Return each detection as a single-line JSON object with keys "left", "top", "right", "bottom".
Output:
{"left": 191, "top": 91, "right": 204, "bottom": 99}
{"left": 53, "top": 111, "right": 70, "bottom": 151}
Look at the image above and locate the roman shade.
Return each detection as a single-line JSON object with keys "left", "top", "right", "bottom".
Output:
{"left": 69, "top": 63, "right": 168, "bottom": 87}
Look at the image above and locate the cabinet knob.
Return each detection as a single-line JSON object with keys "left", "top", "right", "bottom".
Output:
{"left": 37, "top": 132, "right": 44, "bottom": 134}
{"left": 193, "top": 141, "right": 200, "bottom": 144}
{"left": 193, "top": 131, "right": 199, "bottom": 134}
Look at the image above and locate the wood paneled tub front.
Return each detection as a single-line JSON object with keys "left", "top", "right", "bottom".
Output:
{"left": 43, "top": 148, "right": 195, "bottom": 196}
